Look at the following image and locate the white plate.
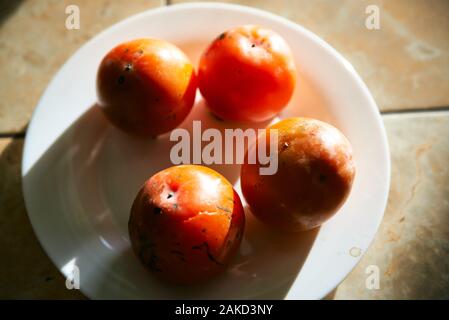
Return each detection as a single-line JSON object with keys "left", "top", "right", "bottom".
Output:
{"left": 22, "top": 3, "right": 390, "bottom": 299}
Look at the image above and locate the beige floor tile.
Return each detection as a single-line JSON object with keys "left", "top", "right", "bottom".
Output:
{"left": 335, "top": 112, "right": 449, "bottom": 299}
{"left": 0, "top": 0, "right": 163, "bottom": 133}
{"left": 172, "top": 0, "right": 449, "bottom": 111}
{"left": 0, "top": 138, "right": 84, "bottom": 298}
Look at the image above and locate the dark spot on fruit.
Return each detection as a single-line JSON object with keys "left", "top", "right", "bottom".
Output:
{"left": 201, "top": 228, "right": 206, "bottom": 233}
{"left": 124, "top": 63, "right": 132, "bottom": 72}
{"left": 319, "top": 174, "right": 327, "bottom": 183}
{"left": 236, "top": 229, "right": 242, "bottom": 240}
{"left": 217, "top": 32, "right": 226, "bottom": 40}
{"left": 216, "top": 205, "right": 232, "bottom": 214}
{"left": 210, "top": 112, "right": 223, "bottom": 122}
{"left": 153, "top": 206, "right": 162, "bottom": 215}
{"left": 138, "top": 49, "right": 144, "bottom": 54}
{"left": 171, "top": 252, "right": 186, "bottom": 262}
{"left": 117, "top": 75, "right": 125, "bottom": 84}
{"left": 251, "top": 44, "right": 256, "bottom": 48}
{"left": 138, "top": 234, "right": 155, "bottom": 246}
{"left": 167, "top": 192, "right": 174, "bottom": 199}
{"left": 170, "top": 250, "right": 185, "bottom": 262}
{"left": 192, "top": 242, "right": 224, "bottom": 266}
{"left": 139, "top": 246, "right": 161, "bottom": 272}
{"left": 147, "top": 255, "right": 161, "bottom": 272}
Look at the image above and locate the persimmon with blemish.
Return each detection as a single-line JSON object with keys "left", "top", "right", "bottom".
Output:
{"left": 198, "top": 25, "right": 296, "bottom": 122}
{"left": 129, "top": 165, "right": 245, "bottom": 284}
{"left": 241, "top": 118, "right": 356, "bottom": 232}
{"left": 97, "top": 38, "right": 197, "bottom": 137}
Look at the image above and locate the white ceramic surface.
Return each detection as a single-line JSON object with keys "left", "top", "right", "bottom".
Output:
{"left": 22, "top": 3, "right": 390, "bottom": 299}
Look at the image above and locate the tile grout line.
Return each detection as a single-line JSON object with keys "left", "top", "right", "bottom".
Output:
{"left": 0, "top": 132, "right": 26, "bottom": 139}
{"left": 381, "top": 106, "right": 449, "bottom": 115}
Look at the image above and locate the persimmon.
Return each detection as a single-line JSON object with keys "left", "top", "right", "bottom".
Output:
{"left": 129, "top": 165, "right": 245, "bottom": 284}
{"left": 241, "top": 118, "right": 356, "bottom": 231}
{"left": 97, "top": 39, "right": 196, "bottom": 136}
{"left": 198, "top": 25, "right": 296, "bottom": 122}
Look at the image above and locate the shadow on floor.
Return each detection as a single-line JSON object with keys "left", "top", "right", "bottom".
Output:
{"left": 0, "top": 0, "right": 24, "bottom": 27}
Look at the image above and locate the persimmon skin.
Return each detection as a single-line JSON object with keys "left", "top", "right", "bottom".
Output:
{"left": 129, "top": 165, "right": 245, "bottom": 284}
{"left": 241, "top": 118, "right": 356, "bottom": 232}
{"left": 97, "top": 39, "right": 197, "bottom": 137}
{"left": 198, "top": 25, "right": 296, "bottom": 122}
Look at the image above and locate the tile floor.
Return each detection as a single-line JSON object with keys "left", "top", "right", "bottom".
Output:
{"left": 0, "top": 0, "right": 448, "bottom": 299}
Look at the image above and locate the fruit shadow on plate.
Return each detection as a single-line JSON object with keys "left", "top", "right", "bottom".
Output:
{"left": 23, "top": 100, "right": 319, "bottom": 299}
